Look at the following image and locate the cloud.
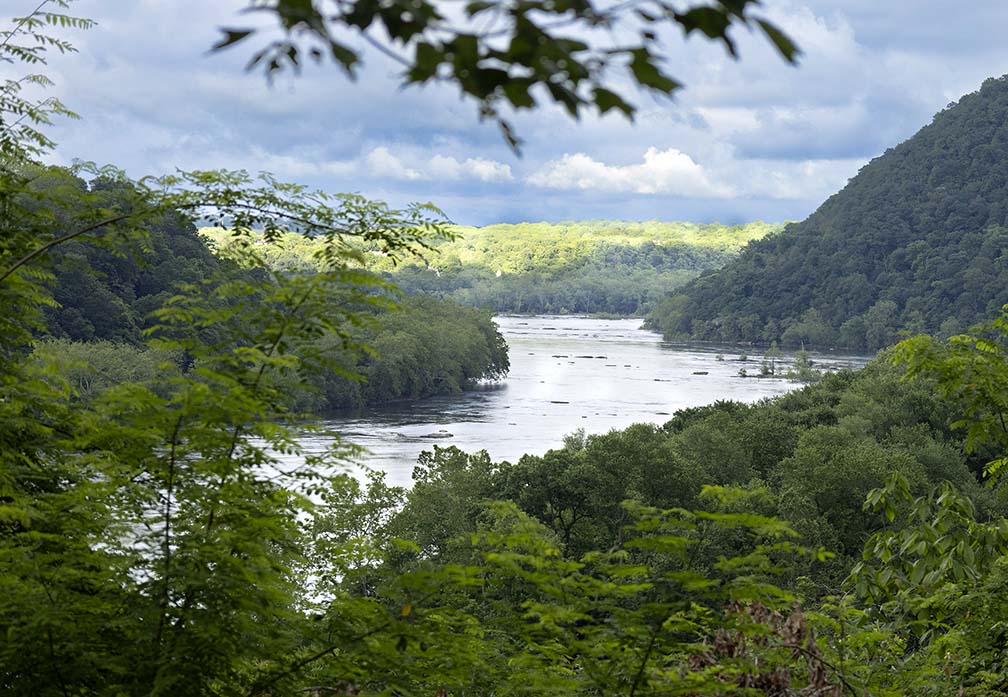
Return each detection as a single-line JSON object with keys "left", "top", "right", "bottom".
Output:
{"left": 697, "top": 102, "right": 886, "bottom": 160}
{"left": 245, "top": 150, "right": 356, "bottom": 179}
{"left": 428, "top": 155, "right": 513, "bottom": 182}
{"left": 528, "top": 148, "right": 732, "bottom": 197}
{"left": 527, "top": 145, "right": 861, "bottom": 204}
{"left": 365, "top": 146, "right": 422, "bottom": 180}
{"left": 731, "top": 158, "right": 864, "bottom": 200}
{"left": 465, "top": 158, "right": 514, "bottom": 182}
{"left": 363, "top": 148, "right": 514, "bottom": 184}
{"left": 37, "top": 0, "right": 1008, "bottom": 225}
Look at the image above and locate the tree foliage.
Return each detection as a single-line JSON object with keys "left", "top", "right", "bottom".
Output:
{"left": 213, "top": 0, "right": 798, "bottom": 150}
{"left": 289, "top": 295, "right": 510, "bottom": 411}
{"left": 891, "top": 304, "right": 1008, "bottom": 479}
{"left": 0, "top": 1, "right": 93, "bottom": 160}
{"left": 204, "top": 220, "right": 781, "bottom": 316}
{"left": 650, "top": 76, "right": 1008, "bottom": 349}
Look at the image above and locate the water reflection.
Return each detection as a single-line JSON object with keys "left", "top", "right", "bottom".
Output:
{"left": 283, "top": 315, "right": 870, "bottom": 488}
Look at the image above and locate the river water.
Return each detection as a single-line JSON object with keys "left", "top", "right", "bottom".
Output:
{"left": 290, "top": 315, "right": 868, "bottom": 488}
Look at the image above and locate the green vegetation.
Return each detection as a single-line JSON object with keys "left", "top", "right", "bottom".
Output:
{"left": 215, "top": 1, "right": 797, "bottom": 151}
{"left": 649, "top": 75, "right": 1008, "bottom": 349}
{"left": 203, "top": 221, "right": 781, "bottom": 316}
{"left": 30, "top": 293, "right": 508, "bottom": 413}
{"left": 337, "top": 319, "right": 1008, "bottom": 695}
{"left": 8, "top": 4, "right": 1008, "bottom": 696}
{"left": 282, "top": 295, "right": 509, "bottom": 412}
{"left": 22, "top": 168, "right": 507, "bottom": 411}
{"left": 14, "top": 196, "right": 1008, "bottom": 695}
{"left": 35, "top": 171, "right": 221, "bottom": 343}
{"left": 30, "top": 339, "right": 183, "bottom": 400}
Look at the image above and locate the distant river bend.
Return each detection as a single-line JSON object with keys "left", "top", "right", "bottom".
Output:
{"left": 282, "top": 315, "right": 869, "bottom": 488}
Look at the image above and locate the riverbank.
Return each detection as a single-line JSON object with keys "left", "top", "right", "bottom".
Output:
{"left": 277, "top": 315, "right": 870, "bottom": 487}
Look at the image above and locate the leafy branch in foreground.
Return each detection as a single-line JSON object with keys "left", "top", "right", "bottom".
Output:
{"left": 213, "top": 0, "right": 799, "bottom": 151}
{"left": 1, "top": 1, "right": 94, "bottom": 162}
{"left": 1, "top": 165, "right": 452, "bottom": 286}
{"left": 0, "top": 160, "right": 455, "bottom": 694}
{"left": 891, "top": 303, "right": 1008, "bottom": 479}
{"left": 251, "top": 495, "right": 847, "bottom": 696}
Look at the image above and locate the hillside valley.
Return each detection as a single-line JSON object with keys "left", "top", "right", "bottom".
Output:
{"left": 8, "top": 4, "right": 1008, "bottom": 695}
{"left": 649, "top": 75, "right": 1008, "bottom": 350}
{"left": 203, "top": 220, "right": 781, "bottom": 316}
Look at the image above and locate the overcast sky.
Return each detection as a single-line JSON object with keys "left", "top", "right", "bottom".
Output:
{"left": 33, "top": 1, "right": 1008, "bottom": 225}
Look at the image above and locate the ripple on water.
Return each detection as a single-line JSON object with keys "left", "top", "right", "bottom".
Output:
{"left": 294, "top": 315, "right": 871, "bottom": 488}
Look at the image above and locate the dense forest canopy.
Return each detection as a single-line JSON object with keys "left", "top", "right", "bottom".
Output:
{"left": 204, "top": 220, "right": 781, "bottom": 316}
{"left": 33, "top": 171, "right": 221, "bottom": 343}
{"left": 649, "top": 75, "right": 1008, "bottom": 350}
{"left": 27, "top": 168, "right": 508, "bottom": 410}
{"left": 34, "top": 293, "right": 509, "bottom": 412}
{"left": 7, "top": 2, "right": 1008, "bottom": 695}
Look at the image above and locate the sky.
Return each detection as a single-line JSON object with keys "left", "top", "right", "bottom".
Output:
{"left": 31, "top": 0, "right": 1008, "bottom": 225}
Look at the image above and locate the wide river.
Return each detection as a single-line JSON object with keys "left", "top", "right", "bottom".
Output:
{"left": 291, "top": 315, "right": 868, "bottom": 488}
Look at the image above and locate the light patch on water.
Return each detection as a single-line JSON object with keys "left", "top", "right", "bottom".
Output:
{"left": 271, "top": 315, "right": 870, "bottom": 488}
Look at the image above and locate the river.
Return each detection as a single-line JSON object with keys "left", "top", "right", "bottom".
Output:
{"left": 286, "top": 315, "right": 869, "bottom": 488}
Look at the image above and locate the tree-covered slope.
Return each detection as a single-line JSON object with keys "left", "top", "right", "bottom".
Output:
{"left": 394, "top": 221, "right": 780, "bottom": 315}
{"left": 37, "top": 170, "right": 222, "bottom": 343}
{"left": 649, "top": 75, "right": 1008, "bottom": 349}
{"left": 33, "top": 167, "right": 508, "bottom": 411}
{"left": 203, "top": 220, "right": 782, "bottom": 316}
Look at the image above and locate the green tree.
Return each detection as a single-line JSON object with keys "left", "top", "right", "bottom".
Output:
{"left": 892, "top": 304, "right": 1008, "bottom": 479}
{"left": 0, "top": 5, "right": 460, "bottom": 691}
{"left": 0, "top": 1, "right": 92, "bottom": 160}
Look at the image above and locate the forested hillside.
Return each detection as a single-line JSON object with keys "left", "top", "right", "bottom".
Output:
{"left": 204, "top": 221, "right": 780, "bottom": 315}
{"left": 34, "top": 170, "right": 221, "bottom": 343}
{"left": 279, "top": 295, "right": 509, "bottom": 411}
{"left": 31, "top": 167, "right": 508, "bottom": 410}
{"left": 649, "top": 75, "right": 1008, "bottom": 349}
{"left": 10, "top": 3, "right": 1008, "bottom": 695}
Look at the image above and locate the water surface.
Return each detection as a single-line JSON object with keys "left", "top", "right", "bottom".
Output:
{"left": 290, "top": 316, "right": 868, "bottom": 487}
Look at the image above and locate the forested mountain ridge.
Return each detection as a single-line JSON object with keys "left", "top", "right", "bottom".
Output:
{"left": 203, "top": 220, "right": 782, "bottom": 315}
{"left": 431, "top": 220, "right": 776, "bottom": 271}
{"left": 649, "top": 75, "right": 1008, "bottom": 349}
{"left": 31, "top": 167, "right": 508, "bottom": 410}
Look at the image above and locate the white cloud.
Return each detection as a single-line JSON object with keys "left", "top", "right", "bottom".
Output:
{"left": 427, "top": 154, "right": 464, "bottom": 179}
{"left": 526, "top": 145, "right": 861, "bottom": 203}
{"left": 228, "top": 148, "right": 354, "bottom": 179}
{"left": 428, "top": 154, "right": 513, "bottom": 182}
{"left": 528, "top": 148, "right": 732, "bottom": 197}
{"left": 365, "top": 146, "right": 421, "bottom": 180}
{"left": 731, "top": 158, "right": 864, "bottom": 200}
{"left": 360, "top": 150, "right": 514, "bottom": 183}
{"left": 463, "top": 157, "right": 513, "bottom": 182}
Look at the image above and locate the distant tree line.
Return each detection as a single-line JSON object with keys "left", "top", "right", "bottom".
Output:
{"left": 204, "top": 220, "right": 782, "bottom": 316}
{"left": 35, "top": 294, "right": 508, "bottom": 413}
{"left": 276, "top": 295, "right": 509, "bottom": 411}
